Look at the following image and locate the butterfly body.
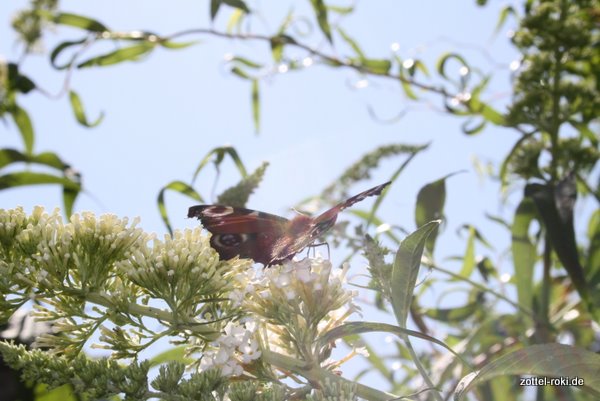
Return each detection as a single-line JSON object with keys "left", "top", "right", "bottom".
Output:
{"left": 188, "top": 181, "right": 390, "bottom": 266}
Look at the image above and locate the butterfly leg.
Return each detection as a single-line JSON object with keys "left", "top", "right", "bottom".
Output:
{"left": 306, "top": 242, "right": 330, "bottom": 260}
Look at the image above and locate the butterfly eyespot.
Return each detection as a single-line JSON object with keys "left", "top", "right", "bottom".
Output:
{"left": 214, "top": 233, "right": 247, "bottom": 248}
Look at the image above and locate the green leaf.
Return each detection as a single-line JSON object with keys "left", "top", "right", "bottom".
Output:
{"left": 480, "top": 104, "right": 505, "bottom": 125}
{"left": 157, "top": 181, "right": 203, "bottom": 235}
{"left": 11, "top": 104, "right": 34, "bottom": 155}
{"left": 231, "top": 56, "right": 262, "bottom": 69}
{"left": 309, "top": 0, "right": 333, "bottom": 43}
{"left": 77, "top": 43, "right": 156, "bottom": 68}
{"left": 414, "top": 177, "right": 446, "bottom": 254}
{"left": 510, "top": 197, "right": 537, "bottom": 310}
{"left": 230, "top": 66, "right": 251, "bottom": 79}
{"left": 587, "top": 210, "right": 600, "bottom": 285}
{"left": 149, "top": 346, "right": 193, "bottom": 367}
{"left": 192, "top": 146, "right": 247, "bottom": 185}
{"left": 50, "top": 39, "right": 88, "bottom": 70}
{"left": 210, "top": 0, "right": 221, "bottom": 20}
{"left": 454, "top": 344, "right": 600, "bottom": 399}
{"left": 221, "top": 0, "right": 250, "bottom": 13}
{"left": 251, "top": 79, "right": 260, "bottom": 134}
{"left": 458, "top": 225, "right": 476, "bottom": 278}
{"left": 337, "top": 27, "right": 365, "bottom": 59}
{"left": 2, "top": 172, "right": 79, "bottom": 190}
{"left": 63, "top": 186, "right": 79, "bottom": 217}
{"left": 363, "top": 59, "right": 391, "bottom": 75}
{"left": 69, "top": 90, "right": 104, "bottom": 128}
{"left": 525, "top": 178, "right": 590, "bottom": 306}
{"left": 398, "top": 66, "right": 418, "bottom": 100}
{"left": 54, "top": 12, "right": 108, "bottom": 32}
{"left": 390, "top": 220, "right": 440, "bottom": 327}
{"left": 494, "top": 6, "right": 516, "bottom": 35}
{"left": 0, "top": 149, "right": 70, "bottom": 170}
{"left": 437, "top": 53, "right": 469, "bottom": 81}
{"left": 7, "top": 63, "right": 36, "bottom": 94}
{"left": 159, "top": 40, "right": 199, "bottom": 50}
{"left": 461, "top": 119, "right": 486, "bottom": 135}
{"left": 328, "top": 5, "right": 354, "bottom": 14}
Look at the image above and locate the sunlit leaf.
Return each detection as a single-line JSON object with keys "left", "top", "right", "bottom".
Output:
{"left": 69, "top": 90, "right": 104, "bottom": 127}
{"left": 149, "top": 346, "right": 193, "bottom": 367}
{"left": 458, "top": 225, "right": 476, "bottom": 278}
{"left": 159, "top": 40, "right": 199, "bottom": 50}
{"left": 54, "top": 12, "right": 108, "bottom": 32}
{"left": 363, "top": 59, "right": 391, "bottom": 74}
{"left": 77, "top": 43, "right": 156, "bottom": 68}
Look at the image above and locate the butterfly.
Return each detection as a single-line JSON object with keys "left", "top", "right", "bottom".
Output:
{"left": 188, "top": 181, "right": 391, "bottom": 266}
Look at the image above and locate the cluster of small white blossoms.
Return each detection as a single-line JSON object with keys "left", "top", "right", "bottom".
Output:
{"left": 199, "top": 319, "right": 261, "bottom": 377}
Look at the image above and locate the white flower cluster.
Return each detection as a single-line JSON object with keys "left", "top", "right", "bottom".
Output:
{"left": 199, "top": 320, "right": 261, "bottom": 377}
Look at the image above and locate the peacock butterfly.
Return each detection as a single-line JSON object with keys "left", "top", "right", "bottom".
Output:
{"left": 188, "top": 181, "right": 391, "bottom": 266}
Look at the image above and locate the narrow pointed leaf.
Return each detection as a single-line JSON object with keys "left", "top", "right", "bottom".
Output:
{"left": 192, "top": 146, "right": 247, "bottom": 185}
{"left": 157, "top": 181, "right": 203, "bottom": 235}
{"left": 50, "top": 39, "right": 87, "bottom": 70}
{"left": 210, "top": 0, "right": 222, "bottom": 20}
{"left": 391, "top": 220, "right": 440, "bottom": 327}
{"left": 0, "top": 172, "right": 80, "bottom": 190}
{"left": 511, "top": 197, "right": 536, "bottom": 310}
{"left": 309, "top": 0, "right": 333, "bottom": 43}
{"left": 54, "top": 13, "right": 108, "bottom": 32}
{"left": 251, "top": 79, "right": 260, "bottom": 133}
{"left": 526, "top": 179, "right": 589, "bottom": 305}
{"left": 11, "top": 105, "right": 34, "bottom": 155}
{"left": 69, "top": 90, "right": 104, "bottom": 128}
{"left": 221, "top": 0, "right": 250, "bottom": 13}
{"left": 77, "top": 43, "right": 156, "bottom": 68}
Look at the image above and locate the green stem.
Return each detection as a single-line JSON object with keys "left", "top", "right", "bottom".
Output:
{"left": 85, "top": 291, "right": 220, "bottom": 340}
{"left": 262, "top": 350, "right": 398, "bottom": 401}
{"left": 403, "top": 334, "right": 443, "bottom": 401}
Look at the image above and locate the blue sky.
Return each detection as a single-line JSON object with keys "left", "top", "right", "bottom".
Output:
{"left": 1, "top": 0, "right": 528, "bottom": 388}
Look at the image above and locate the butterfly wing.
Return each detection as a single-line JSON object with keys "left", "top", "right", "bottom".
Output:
{"left": 271, "top": 181, "right": 393, "bottom": 263}
{"left": 188, "top": 205, "right": 290, "bottom": 265}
